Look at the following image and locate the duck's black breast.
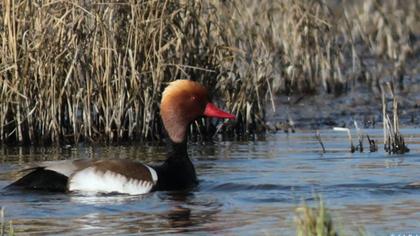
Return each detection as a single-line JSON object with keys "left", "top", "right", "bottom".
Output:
{"left": 153, "top": 153, "right": 198, "bottom": 191}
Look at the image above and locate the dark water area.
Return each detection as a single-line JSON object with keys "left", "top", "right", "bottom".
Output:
{"left": 1, "top": 129, "right": 420, "bottom": 235}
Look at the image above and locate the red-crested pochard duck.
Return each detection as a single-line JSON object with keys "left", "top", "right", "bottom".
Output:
{"left": 6, "top": 80, "right": 235, "bottom": 195}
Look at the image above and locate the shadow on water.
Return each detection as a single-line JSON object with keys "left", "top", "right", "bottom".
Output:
{"left": 1, "top": 129, "right": 420, "bottom": 235}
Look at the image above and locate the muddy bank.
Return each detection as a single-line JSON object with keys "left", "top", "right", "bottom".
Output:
{"left": 267, "top": 77, "right": 420, "bottom": 130}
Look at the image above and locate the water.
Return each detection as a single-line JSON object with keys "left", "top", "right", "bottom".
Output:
{"left": 1, "top": 129, "right": 420, "bottom": 235}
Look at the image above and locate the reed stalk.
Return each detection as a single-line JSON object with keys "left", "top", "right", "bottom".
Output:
{"left": 381, "top": 83, "right": 409, "bottom": 154}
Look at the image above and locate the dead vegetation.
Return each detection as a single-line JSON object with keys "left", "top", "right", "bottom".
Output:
{"left": 0, "top": 0, "right": 418, "bottom": 144}
{"left": 381, "top": 83, "right": 409, "bottom": 154}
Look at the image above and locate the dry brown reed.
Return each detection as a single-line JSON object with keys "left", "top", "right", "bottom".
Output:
{"left": 381, "top": 83, "right": 409, "bottom": 154}
{"left": 315, "top": 130, "right": 326, "bottom": 153}
{"left": 333, "top": 127, "right": 355, "bottom": 153}
{"left": 0, "top": 0, "right": 418, "bottom": 144}
{"left": 343, "top": 0, "right": 419, "bottom": 88}
{"left": 366, "top": 135, "right": 378, "bottom": 152}
{"left": 0, "top": 0, "right": 231, "bottom": 144}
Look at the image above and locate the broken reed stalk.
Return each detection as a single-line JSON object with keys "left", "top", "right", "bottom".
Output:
{"left": 381, "top": 83, "right": 409, "bottom": 154}
{"left": 334, "top": 122, "right": 378, "bottom": 153}
{"left": 353, "top": 121, "right": 364, "bottom": 152}
{"left": 315, "top": 130, "right": 326, "bottom": 153}
{"left": 333, "top": 127, "right": 355, "bottom": 153}
{"left": 366, "top": 135, "right": 378, "bottom": 152}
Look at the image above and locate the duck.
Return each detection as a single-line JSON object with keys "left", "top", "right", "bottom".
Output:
{"left": 6, "top": 80, "right": 236, "bottom": 195}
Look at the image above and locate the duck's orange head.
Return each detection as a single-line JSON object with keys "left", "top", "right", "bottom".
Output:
{"left": 160, "top": 80, "right": 235, "bottom": 143}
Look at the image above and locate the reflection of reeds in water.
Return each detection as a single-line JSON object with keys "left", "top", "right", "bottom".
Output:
{"left": 382, "top": 83, "right": 409, "bottom": 154}
{"left": 0, "top": 0, "right": 418, "bottom": 144}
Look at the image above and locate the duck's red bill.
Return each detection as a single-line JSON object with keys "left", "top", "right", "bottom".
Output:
{"left": 204, "top": 103, "right": 236, "bottom": 120}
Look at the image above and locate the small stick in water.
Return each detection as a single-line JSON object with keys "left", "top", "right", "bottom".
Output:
{"left": 367, "top": 135, "right": 378, "bottom": 152}
{"left": 353, "top": 120, "right": 364, "bottom": 152}
{"left": 315, "top": 130, "right": 326, "bottom": 153}
{"left": 333, "top": 127, "right": 355, "bottom": 153}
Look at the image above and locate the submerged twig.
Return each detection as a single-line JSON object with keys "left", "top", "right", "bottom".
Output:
{"left": 366, "top": 135, "right": 378, "bottom": 152}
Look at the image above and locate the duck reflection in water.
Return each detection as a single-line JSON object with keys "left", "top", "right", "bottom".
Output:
{"left": 161, "top": 191, "right": 222, "bottom": 233}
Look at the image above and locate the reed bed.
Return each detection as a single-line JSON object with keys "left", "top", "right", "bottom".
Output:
{"left": 0, "top": 0, "right": 418, "bottom": 144}
{"left": 0, "top": 0, "right": 232, "bottom": 144}
{"left": 343, "top": 0, "right": 419, "bottom": 87}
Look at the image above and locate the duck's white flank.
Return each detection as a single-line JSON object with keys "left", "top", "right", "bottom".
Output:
{"left": 44, "top": 160, "right": 78, "bottom": 177}
{"left": 145, "top": 165, "right": 158, "bottom": 184}
{"left": 68, "top": 167, "right": 155, "bottom": 195}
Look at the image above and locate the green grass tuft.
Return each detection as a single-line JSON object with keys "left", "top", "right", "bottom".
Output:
{"left": 295, "top": 197, "right": 367, "bottom": 236}
{"left": 0, "top": 207, "right": 14, "bottom": 236}
{"left": 295, "top": 198, "right": 338, "bottom": 236}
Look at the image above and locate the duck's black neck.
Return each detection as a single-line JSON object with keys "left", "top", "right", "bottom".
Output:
{"left": 167, "top": 140, "right": 188, "bottom": 159}
{"left": 153, "top": 138, "right": 198, "bottom": 191}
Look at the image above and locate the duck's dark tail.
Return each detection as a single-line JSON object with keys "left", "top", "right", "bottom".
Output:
{"left": 5, "top": 168, "right": 68, "bottom": 192}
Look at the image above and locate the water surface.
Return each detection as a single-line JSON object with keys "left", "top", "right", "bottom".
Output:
{"left": 1, "top": 129, "right": 420, "bottom": 235}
